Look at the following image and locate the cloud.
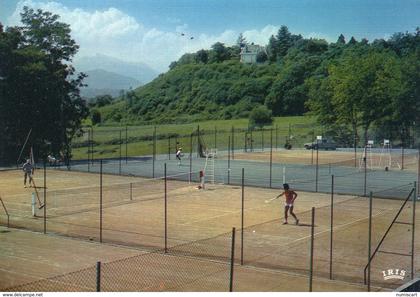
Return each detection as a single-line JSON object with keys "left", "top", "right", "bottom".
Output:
{"left": 7, "top": 1, "right": 333, "bottom": 73}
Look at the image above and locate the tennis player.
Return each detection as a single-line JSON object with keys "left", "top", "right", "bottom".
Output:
{"left": 22, "top": 159, "right": 34, "bottom": 188}
{"left": 275, "top": 183, "right": 299, "bottom": 225}
{"left": 176, "top": 148, "right": 182, "bottom": 166}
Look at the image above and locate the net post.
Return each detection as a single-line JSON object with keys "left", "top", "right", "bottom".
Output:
{"left": 367, "top": 191, "right": 373, "bottom": 291}
{"left": 164, "top": 163, "right": 168, "bottom": 253}
{"left": 329, "top": 174, "right": 334, "bottom": 280}
{"left": 96, "top": 261, "right": 101, "bottom": 292}
{"left": 276, "top": 124, "right": 278, "bottom": 151}
{"left": 412, "top": 181, "right": 417, "bottom": 280}
{"left": 43, "top": 161, "right": 46, "bottom": 234}
{"left": 229, "top": 227, "right": 236, "bottom": 292}
{"left": 228, "top": 136, "right": 231, "bottom": 185}
{"left": 130, "top": 182, "right": 133, "bottom": 201}
{"left": 100, "top": 159, "right": 103, "bottom": 243}
{"left": 309, "top": 207, "right": 315, "bottom": 292}
{"left": 270, "top": 129, "right": 273, "bottom": 188}
{"left": 119, "top": 129, "right": 122, "bottom": 175}
{"left": 241, "top": 168, "right": 244, "bottom": 265}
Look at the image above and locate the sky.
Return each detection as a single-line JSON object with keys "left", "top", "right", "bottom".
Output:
{"left": 0, "top": 0, "right": 419, "bottom": 72}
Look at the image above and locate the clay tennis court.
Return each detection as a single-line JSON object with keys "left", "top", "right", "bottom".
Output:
{"left": 232, "top": 149, "right": 418, "bottom": 171}
{"left": 0, "top": 168, "right": 418, "bottom": 291}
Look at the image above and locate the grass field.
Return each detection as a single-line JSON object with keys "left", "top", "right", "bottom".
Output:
{"left": 71, "top": 116, "right": 318, "bottom": 159}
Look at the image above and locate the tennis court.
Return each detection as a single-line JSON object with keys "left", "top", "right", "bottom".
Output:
{"left": 0, "top": 167, "right": 418, "bottom": 291}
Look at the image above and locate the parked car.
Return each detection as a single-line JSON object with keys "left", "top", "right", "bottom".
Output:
{"left": 304, "top": 139, "right": 337, "bottom": 150}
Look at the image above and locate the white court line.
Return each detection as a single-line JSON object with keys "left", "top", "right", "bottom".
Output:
{"left": 287, "top": 208, "right": 393, "bottom": 246}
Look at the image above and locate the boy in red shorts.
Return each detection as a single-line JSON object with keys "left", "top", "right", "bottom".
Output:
{"left": 275, "top": 183, "right": 299, "bottom": 225}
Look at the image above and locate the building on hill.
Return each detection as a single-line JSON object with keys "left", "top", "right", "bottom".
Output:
{"left": 240, "top": 43, "right": 267, "bottom": 64}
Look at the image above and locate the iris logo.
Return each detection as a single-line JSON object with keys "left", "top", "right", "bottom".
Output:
{"left": 382, "top": 269, "right": 406, "bottom": 280}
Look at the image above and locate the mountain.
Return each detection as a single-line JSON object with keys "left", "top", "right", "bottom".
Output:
{"left": 80, "top": 69, "right": 141, "bottom": 98}
{"left": 74, "top": 54, "right": 159, "bottom": 84}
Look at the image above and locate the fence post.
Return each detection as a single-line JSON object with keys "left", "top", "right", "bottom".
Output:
{"left": 270, "top": 129, "right": 273, "bottom": 188}
{"left": 100, "top": 160, "right": 103, "bottom": 243}
{"left": 91, "top": 126, "right": 94, "bottom": 166}
{"left": 309, "top": 207, "right": 315, "bottom": 292}
{"left": 417, "top": 148, "right": 420, "bottom": 197}
{"left": 197, "top": 125, "right": 200, "bottom": 158}
{"left": 311, "top": 130, "right": 314, "bottom": 165}
{"left": 250, "top": 129, "right": 253, "bottom": 152}
{"left": 412, "top": 181, "right": 417, "bottom": 280}
{"left": 401, "top": 144, "right": 404, "bottom": 170}
{"left": 367, "top": 191, "right": 373, "bottom": 291}
{"left": 168, "top": 137, "right": 171, "bottom": 160}
{"left": 96, "top": 261, "right": 101, "bottom": 292}
{"left": 153, "top": 126, "right": 156, "bottom": 178}
{"left": 233, "top": 126, "right": 235, "bottom": 160}
{"left": 364, "top": 145, "right": 367, "bottom": 197}
{"left": 125, "top": 125, "right": 128, "bottom": 164}
{"left": 329, "top": 175, "right": 334, "bottom": 280}
{"left": 43, "top": 161, "right": 47, "bottom": 234}
{"left": 229, "top": 227, "right": 236, "bottom": 292}
{"left": 164, "top": 163, "right": 168, "bottom": 253}
{"left": 261, "top": 128, "right": 264, "bottom": 152}
{"left": 87, "top": 129, "right": 91, "bottom": 172}
{"left": 315, "top": 143, "right": 319, "bottom": 192}
{"left": 189, "top": 133, "right": 193, "bottom": 183}
{"left": 214, "top": 126, "right": 217, "bottom": 150}
{"left": 228, "top": 136, "right": 231, "bottom": 185}
{"left": 119, "top": 129, "right": 122, "bottom": 175}
{"left": 276, "top": 124, "right": 278, "bottom": 151}
{"left": 241, "top": 168, "right": 244, "bottom": 265}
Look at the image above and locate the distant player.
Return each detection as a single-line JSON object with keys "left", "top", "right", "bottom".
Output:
{"left": 47, "top": 154, "right": 57, "bottom": 166}
{"left": 22, "top": 159, "right": 34, "bottom": 188}
{"left": 197, "top": 170, "right": 205, "bottom": 189}
{"left": 273, "top": 183, "right": 299, "bottom": 225}
{"left": 176, "top": 148, "right": 182, "bottom": 166}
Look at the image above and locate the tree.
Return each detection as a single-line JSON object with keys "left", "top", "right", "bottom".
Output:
{"left": 311, "top": 50, "right": 406, "bottom": 146}
{"left": 337, "top": 34, "right": 346, "bottom": 44}
{"left": 348, "top": 36, "right": 357, "bottom": 45}
{"left": 267, "top": 35, "right": 278, "bottom": 62}
{"left": 210, "top": 42, "right": 229, "bottom": 63}
{"left": 276, "top": 25, "right": 293, "bottom": 58}
{"left": 249, "top": 105, "right": 273, "bottom": 128}
{"left": 195, "top": 49, "right": 208, "bottom": 64}
{"left": 256, "top": 51, "right": 268, "bottom": 63}
{"left": 91, "top": 109, "right": 102, "bottom": 125}
{"left": 0, "top": 7, "right": 87, "bottom": 164}
{"left": 236, "top": 33, "right": 247, "bottom": 48}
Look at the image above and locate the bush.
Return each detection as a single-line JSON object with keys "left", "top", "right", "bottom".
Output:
{"left": 91, "top": 109, "right": 102, "bottom": 125}
{"left": 249, "top": 105, "right": 273, "bottom": 128}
